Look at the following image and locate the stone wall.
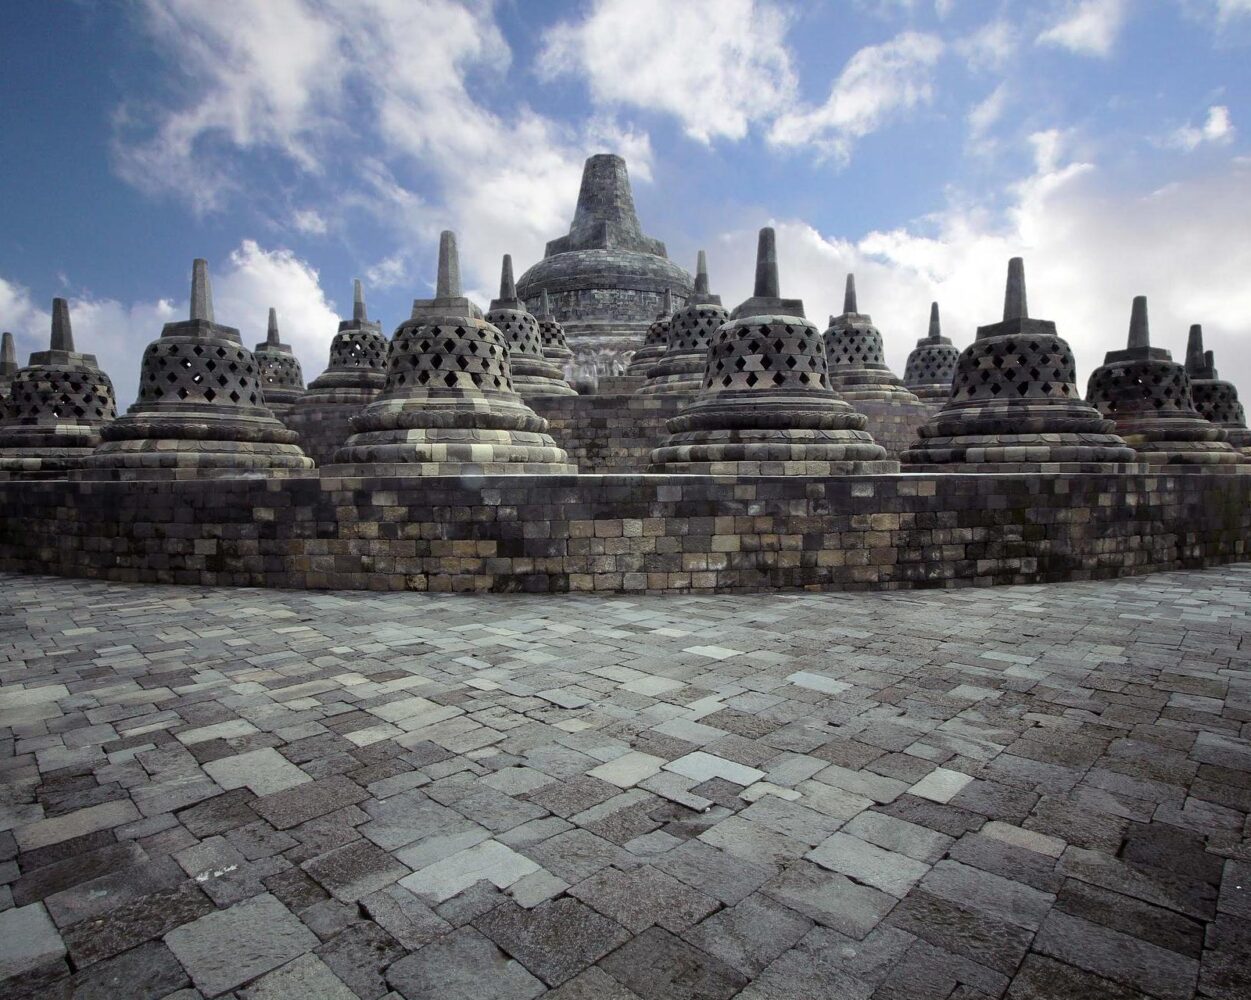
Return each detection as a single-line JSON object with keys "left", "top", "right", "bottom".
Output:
{"left": 0, "top": 471, "right": 1246, "bottom": 593}
{"left": 531, "top": 393, "right": 686, "bottom": 472}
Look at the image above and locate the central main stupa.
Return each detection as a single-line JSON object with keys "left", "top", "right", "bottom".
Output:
{"left": 516, "top": 154, "right": 693, "bottom": 378}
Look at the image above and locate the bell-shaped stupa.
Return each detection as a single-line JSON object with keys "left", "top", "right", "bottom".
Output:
{"left": 1086, "top": 298, "right": 1243, "bottom": 468}
{"left": 485, "top": 255, "right": 575, "bottom": 398}
{"left": 901, "top": 258, "right": 1138, "bottom": 472}
{"left": 0, "top": 332, "right": 18, "bottom": 401}
{"left": 637, "top": 251, "right": 726, "bottom": 396}
{"left": 86, "top": 260, "right": 312, "bottom": 477}
{"left": 517, "top": 154, "right": 692, "bottom": 376}
{"left": 822, "top": 275, "right": 919, "bottom": 403}
{"left": 0, "top": 300, "right": 117, "bottom": 476}
{"left": 536, "top": 289, "right": 574, "bottom": 367}
{"left": 252, "top": 308, "right": 305, "bottom": 416}
{"left": 1185, "top": 324, "right": 1251, "bottom": 453}
{"left": 284, "top": 279, "right": 390, "bottom": 465}
{"left": 331, "top": 232, "right": 574, "bottom": 473}
{"left": 649, "top": 229, "right": 895, "bottom": 475}
{"left": 904, "top": 302, "right": 960, "bottom": 404}
{"left": 625, "top": 289, "right": 673, "bottom": 377}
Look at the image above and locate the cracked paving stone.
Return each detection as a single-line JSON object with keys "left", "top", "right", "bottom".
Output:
{"left": 301, "top": 840, "right": 410, "bottom": 902}
{"left": 568, "top": 865, "right": 719, "bottom": 933}
{"left": 66, "top": 940, "right": 189, "bottom": 1000}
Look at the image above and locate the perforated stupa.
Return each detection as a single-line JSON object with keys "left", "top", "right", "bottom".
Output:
{"left": 86, "top": 259, "right": 312, "bottom": 477}
{"left": 823, "top": 275, "right": 919, "bottom": 404}
{"left": 903, "top": 302, "right": 960, "bottom": 404}
{"left": 1185, "top": 324, "right": 1251, "bottom": 454}
{"left": 252, "top": 308, "right": 305, "bottom": 416}
{"left": 901, "top": 258, "right": 1138, "bottom": 472}
{"left": 625, "top": 289, "right": 673, "bottom": 377}
{"left": 649, "top": 228, "right": 895, "bottom": 475}
{"left": 332, "top": 232, "right": 574, "bottom": 473}
{"left": 536, "top": 290, "right": 573, "bottom": 367}
{"left": 485, "top": 255, "right": 575, "bottom": 398}
{"left": 1085, "top": 298, "right": 1243, "bottom": 468}
{"left": 284, "top": 279, "right": 389, "bottom": 466}
{"left": 637, "top": 251, "right": 726, "bottom": 396}
{"left": 0, "top": 299, "right": 117, "bottom": 476}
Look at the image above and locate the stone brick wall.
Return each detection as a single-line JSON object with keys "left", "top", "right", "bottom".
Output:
{"left": 0, "top": 471, "right": 1246, "bottom": 594}
{"left": 854, "top": 397, "right": 938, "bottom": 456}
{"left": 531, "top": 394, "right": 686, "bottom": 472}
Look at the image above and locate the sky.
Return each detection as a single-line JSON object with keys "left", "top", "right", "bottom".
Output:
{"left": 1, "top": 0, "right": 1250, "bottom": 408}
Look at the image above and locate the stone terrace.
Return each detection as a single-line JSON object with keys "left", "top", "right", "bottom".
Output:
{"left": 1, "top": 568, "right": 1249, "bottom": 999}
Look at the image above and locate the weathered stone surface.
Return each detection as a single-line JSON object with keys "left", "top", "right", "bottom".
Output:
{"left": 385, "top": 926, "right": 545, "bottom": 1000}
{"left": 599, "top": 926, "right": 749, "bottom": 1000}
{"left": 476, "top": 897, "right": 630, "bottom": 986}
{"left": 164, "top": 893, "right": 319, "bottom": 997}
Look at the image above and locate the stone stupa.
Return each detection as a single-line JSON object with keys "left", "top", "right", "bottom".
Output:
{"left": 901, "top": 258, "right": 1139, "bottom": 472}
{"left": 485, "top": 254, "right": 575, "bottom": 398}
{"left": 649, "top": 228, "right": 896, "bottom": 475}
{"left": 903, "top": 302, "right": 960, "bottom": 405}
{"left": 0, "top": 299, "right": 117, "bottom": 477}
{"left": 1185, "top": 324, "right": 1251, "bottom": 454}
{"left": 284, "top": 279, "right": 390, "bottom": 466}
{"left": 625, "top": 289, "right": 673, "bottom": 377}
{"left": 517, "top": 154, "right": 692, "bottom": 376}
{"left": 637, "top": 251, "right": 726, "bottom": 396}
{"left": 823, "top": 275, "right": 919, "bottom": 404}
{"left": 1086, "top": 298, "right": 1243, "bottom": 468}
{"left": 331, "top": 231, "right": 575, "bottom": 474}
{"left": 536, "top": 289, "right": 573, "bottom": 369}
{"left": 86, "top": 259, "right": 313, "bottom": 477}
{"left": 252, "top": 308, "right": 305, "bottom": 417}
{"left": 0, "top": 332, "right": 18, "bottom": 401}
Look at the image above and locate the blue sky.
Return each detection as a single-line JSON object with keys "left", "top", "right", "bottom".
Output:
{"left": 2, "top": 0, "right": 1250, "bottom": 407}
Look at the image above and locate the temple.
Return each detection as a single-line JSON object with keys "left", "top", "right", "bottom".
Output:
{"left": 517, "top": 154, "right": 693, "bottom": 381}
{"left": 252, "top": 307, "right": 305, "bottom": 417}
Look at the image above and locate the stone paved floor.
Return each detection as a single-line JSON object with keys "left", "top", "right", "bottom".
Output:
{"left": 1, "top": 569, "right": 1250, "bottom": 1000}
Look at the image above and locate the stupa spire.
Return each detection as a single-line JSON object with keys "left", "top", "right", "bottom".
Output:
{"left": 1127, "top": 296, "right": 1150, "bottom": 350}
{"left": 50, "top": 298, "right": 75, "bottom": 352}
{"left": 436, "top": 231, "right": 461, "bottom": 299}
{"left": 844, "top": 274, "right": 858, "bottom": 315}
{"left": 1, "top": 331, "right": 15, "bottom": 370}
{"left": 353, "top": 279, "right": 367, "bottom": 322}
{"left": 539, "top": 289, "right": 553, "bottom": 320}
{"left": 927, "top": 302, "right": 941, "bottom": 341}
{"left": 754, "top": 228, "right": 780, "bottom": 299}
{"left": 190, "top": 259, "right": 214, "bottom": 322}
{"left": 694, "top": 251, "right": 709, "bottom": 295}
{"left": 1186, "top": 324, "right": 1206, "bottom": 373}
{"left": 499, "top": 254, "right": 517, "bottom": 300}
{"left": 1003, "top": 257, "right": 1027, "bottom": 321}
{"left": 266, "top": 308, "right": 280, "bottom": 346}
{"left": 662, "top": 289, "right": 673, "bottom": 314}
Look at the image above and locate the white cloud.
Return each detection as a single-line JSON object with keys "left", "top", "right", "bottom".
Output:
{"left": 364, "top": 254, "right": 408, "bottom": 290}
{"left": 769, "top": 32, "right": 944, "bottom": 161}
{"left": 957, "top": 19, "right": 1018, "bottom": 70}
{"left": 291, "top": 209, "right": 329, "bottom": 235}
{"left": 708, "top": 134, "right": 1251, "bottom": 392}
{"left": 967, "top": 83, "right": 1010, "bottom": 152}
{"left": 539, "top": 0, "right": 796, "bottom": 144}
{"left": 1215, "top": 0, "right": 1251, "bottom": 21}
{"left": 1036, "top": 0, "right": 1130, "bottom": 58}
{"left": 1167, "top": 105, "right": 1235, "bottom": 151}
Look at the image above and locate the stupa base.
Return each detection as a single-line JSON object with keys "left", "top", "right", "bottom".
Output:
{"left": 81, "top": 438, "right": 315, "bottom": 479}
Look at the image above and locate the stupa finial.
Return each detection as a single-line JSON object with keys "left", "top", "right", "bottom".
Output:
{"left": 695, "top": 251, "right": 709, "bottom": 295}
{"left": 353, "top": 279, "right": 367, "bottom": 322}
{"left": 1003, "top": 257, "right": 1027, "bottom": 321}
{"left": 499, "top": 254, "right": 516, "bottom": 300}
{"left": 1127, "top": 296, "right": 1150, "bottom": 350}
{"left": 51, "top": 298, "right": 75, "bottom": 352}
{"left": 927, "top": 302, "right": 941, "bottom": 341}
{"left": 844, "top": 274, "right": 858, "bottom": 315}
{"left": 266, "top": 307, "right": 280, "bottom": 346}
{"left": 1, "top": 331, "right": 15, "bottom": 368}
{"left": 1186, "top": 324, "right": 1206, "bottom": 373}
{"left": 190, "top": 259, "right": 214, "bottom": 322}
{"left": 436, "top": 231, "right": 461, "bottom": 299}
{"left": 539, "top": 288, "right": 552, "bottom": 319}
{"left": 662, "top": 289, "right": 672, "bottom": 315}
{"left": 754, "top": 228, "right": 780, "bottom": 299}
